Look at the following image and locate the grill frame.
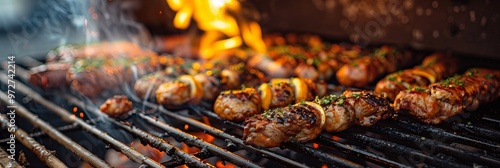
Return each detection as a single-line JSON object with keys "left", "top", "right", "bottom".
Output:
{"left": 0, "top": 57, "right": 499, "bottom": 168}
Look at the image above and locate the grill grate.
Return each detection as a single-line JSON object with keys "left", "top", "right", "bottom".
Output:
{"left": 0, "top": 57, "right": 499, "bottom": 167}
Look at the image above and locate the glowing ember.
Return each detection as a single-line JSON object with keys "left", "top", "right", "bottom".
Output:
{"left": 321, "top": 164, "right": 328, "bottom": 168}
{"left": 216, "top": 160, "right": 235, "bottom": 168}
{"left": 332, "top": 136, "right": 341, "bottom": 141}
{"left": 73, "top": 107, "right": 78, "bottom": 113}
{"left": 313, "top": 143, "right": 319, "bottom": 149}
{"left": 167, "top": 0, "right": 266, "bottom": 59}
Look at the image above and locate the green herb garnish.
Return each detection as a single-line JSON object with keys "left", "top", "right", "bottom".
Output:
{"left": 353, "top": 93, "right": 360, "bottom": 98}
{"left": 414, "top": 86, "right": 427, "bottom": 92}
{"left": 336, "top": 99, "right": 344, "bottom": 105}
{"left": 388, "top": 76, "right": 396, "bottom": 81}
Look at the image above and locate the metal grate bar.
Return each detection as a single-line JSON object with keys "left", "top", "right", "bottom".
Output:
{"left": 396, "top": 120, "right": 500, "bottom": 153}
{"left": 0, "top": 115, "right": 67, "bottom": 168}
{"left": 370, "top": 124, "right": 500, "bottom": 167}
{"left": 63, "top": 94, "right": 214, "bottom": 168}
{"left": 315, "top": 135, "right": 410, "bottom": 168}
{"left": 0, "top": 147, "right": 21, "bottom": 168}
{"left": 137, "top": 113, "right": 261, "bottom": 168}
{"left": 342, "top": 131, "right": 469, "bottom": 168}
{"left": 0, "top": 74, "right": 164, "bottom": 168}
{"left": 0, "top": 91, "right": 110, "bottom": 168}
{"left": 453, "top": 123, "right": 500, "bottom": 142}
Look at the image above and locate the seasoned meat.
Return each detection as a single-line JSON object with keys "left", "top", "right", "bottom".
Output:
{"left": 213, "top": 78, "right": 327, "bottom": 121}
{"left": 375, "top": 53, "right": 458, "bottom": 100}
{"left": 320, "top": 90, "right": 394, "bottom": 132}
{"left": 213, "top": 88, "right": 261, "bottom": 121}
{"left": 336, "top": 46, "right": 415, "bottom": 87}
{"left": 134, "top": 71, "right": 175, "bottom": 100}
{"left": 194, "top": 73, "right": 223, "bottom": 102}
{"left": 269, "top": 82, "right": 296, "bottom": 108}
{"left": 243, "top": 102, "right": 325, "bottom": 147}
{"left": 28, "top": 62, "right": 71, "bottom": 89}
{"left": 394, "top": 68, "right": 500, "bottom": 124}
{"left": 100, "top": 95, "right": 133, "bottom": 118}
{"left": 156, "top": 75, "right": 203, "bottom": 109}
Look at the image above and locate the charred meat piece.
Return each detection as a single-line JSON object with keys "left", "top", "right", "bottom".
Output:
{"left": 319, "top": 90, "right": 394, "bottom": 132}
{"left": 394, "top": 68, "right": 500, "bottom": 124}
{"left": 269, "top": 82, "right": 296, "bottom": 109}
{"left": 28, "top": 62, "right": 72, "bottom": 90}
{"left": 134, "top": 71, "right": 175, "bottom": 100}
{"left": 336, "top": 46, "right": 415, "bottom": 87}
{"left": 375, "top": 53, "right": 458, "bottom": 100}
{"left": 243, "top": 102, "right": 325, "bottom": 147}
{"left": 214, "top": 88, "right": 261, "bottom": 121}
{"left": 156, "top": 75, "right": 203, "bottom": 109}
{"left": 100, "top": 95, "right": 133, "bottom": 118}
{"left": 67, "top": 55, "right": 161, "bottom": 98}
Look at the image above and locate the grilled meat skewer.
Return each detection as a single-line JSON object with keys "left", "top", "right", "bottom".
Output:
{"left": 243, "top": 90, "right": 394, "bottom": 147}
{"left": 375, "top": 53, "right": 458, "bottom": 101}
{"left": 336, "top": 46, "right": 415, "bottom": 87}
{"left": 29, "top": 42, "right": 164, "bottom": 98}
{"left": 243, "top": 101, "right": 326, "bottom": 147}
{"left": 250, "top": 34, "right": 366, "bottom": 80}
{"left": 394, "top": 68, "right": 500, "bottom": 124}
{"left": 156, "top": 65, "right": 267, "bottom": 109}
{"left": 213, "top": 78, "right": 328, "bottom": 121}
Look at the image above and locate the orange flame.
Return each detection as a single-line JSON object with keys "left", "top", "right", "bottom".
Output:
{"left": 167, "top": 0, "right": 266, "bottom": 59}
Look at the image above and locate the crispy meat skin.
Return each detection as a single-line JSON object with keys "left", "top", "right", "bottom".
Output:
{"left": 134, "top": 71, "right": 174, "bottom": 100}
{"left": 336, "top": 46, "right": 414, "bottom": 87}
{"left": 269, "top": 82, "right": 296, "bottom": 108}
{"left": 375, "top": 54, "right": 458, "bottom": 100}
{"left": 394, "top": 68, "right": 500, "bottom": 124}
{"left": 214, "top": 88, "right": 261, "bottom": 121}
{"left": 156, "top": 80, "right": 193, "bottom": 109}
{"left": 100, "top": 95, "right": 133, "bottom": 118}
{"left": 324, "top": 90, "right": 394, "bottom": 132}
{"left": 243, "top": 104, "right": 323, "bottom": 147}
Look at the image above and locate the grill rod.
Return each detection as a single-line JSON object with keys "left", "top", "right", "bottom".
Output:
{"left": 0, "top": 90, "right": 110, "bottom": 168}
{"left": 0, "top": 73, "right": 164, "bottom": 168}
{"left": 126, "top": 92, "right": 310, "bottom": 168}
{"left": 396, "top": 120, "right": 500, "bottom": 153}
{"left": 370, "top": 124, "right": 500, "bottom": 167}
{"left": 342, "top": 131, "right": 468, "bottom": 168}
{"left": 0, "top": 147, "right": 21, "bottom": 168}
{"left": 0, "top": 115, "right": 67, "bottom": 168}
{"left": 62, "top": 94, "right": 214, "bottom": 168}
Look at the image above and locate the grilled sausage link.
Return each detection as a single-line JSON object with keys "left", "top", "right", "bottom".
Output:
{"left": 394, "top": 68, "right": 500, "bottom": 124}
{"left": 375, "top": 53, "right": 458, "bottom": 101}
{"left": 336, "top": 46, "right": 414, "bottom": 87}
{"left": 243, "top": 102, "right": 325, "bottom": 147}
